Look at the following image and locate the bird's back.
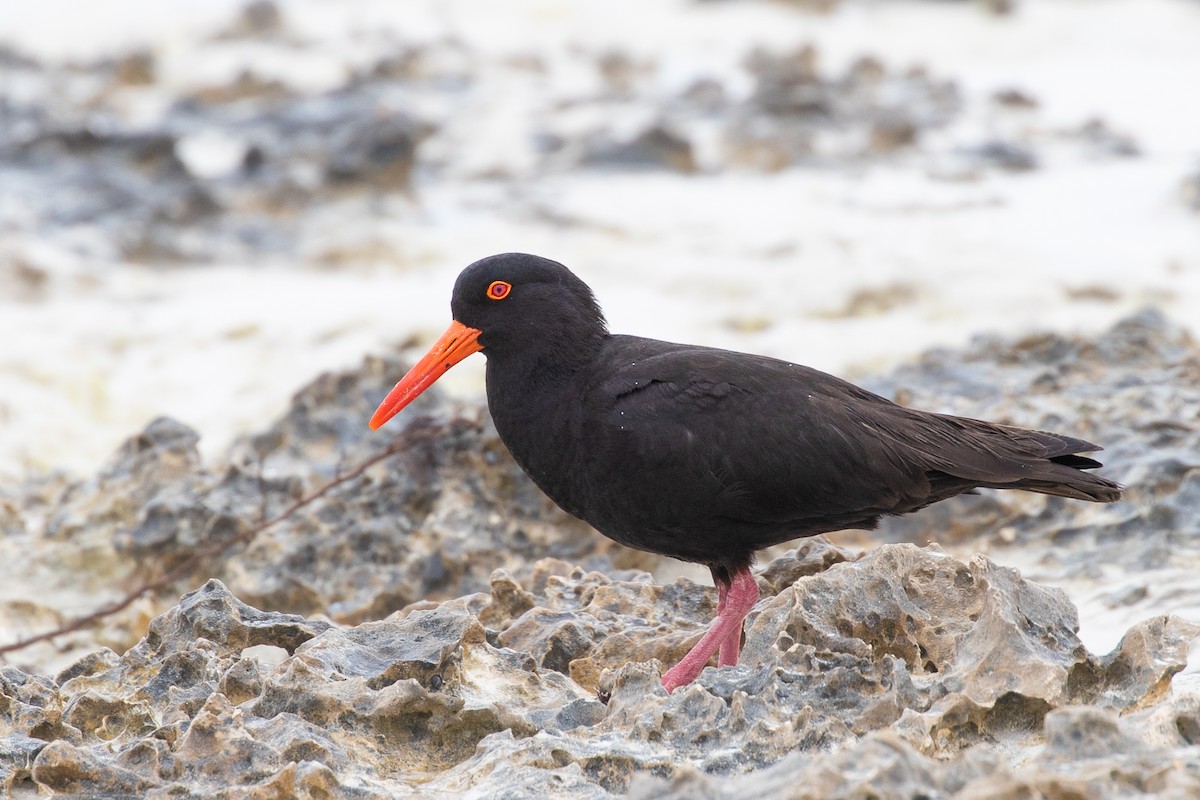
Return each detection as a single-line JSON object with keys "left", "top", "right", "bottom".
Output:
{"left": 490, "top": 334, "right": 1120, "bottom": 574}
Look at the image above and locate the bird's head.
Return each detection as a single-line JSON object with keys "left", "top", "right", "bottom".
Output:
{"left": 369, "top": 253, "right": 607, "bottom": 430}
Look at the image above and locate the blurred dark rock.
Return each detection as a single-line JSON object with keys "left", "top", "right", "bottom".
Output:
{"left": 111, "top": 50, "right": 157, "bottom": 87}
{"left": 722, "top": 47, "right": 961, "bottom": 169}
{"left": 532, "top": 43, "right": 967, "bottom": 175}
{"left": 0, "top": 17, "right": 432, "bottom": 265}
{"left": 960, "top": 140, "right": 1039, "bottom": 172}
{"left": 992, "top": 87, "right": 1039, "bottom": 109}
{"left": 0, "top": 252, "right": 51, "bottom": 301}
{"left": 1181, "top": 165, "right": 1200, "bottom": 211}
{"left": 595, "top": 50, "right": 653, "bottom": 97}
{"left": 220, "top": 0, "right": 285, "bottom": 39}
{"left": 1073, "top": 117, "right": 1140, "bottom": 158}
{"left": 325, "top": 115, "right": 419, "bottom": 192}
{"left": 579, "top": 124, "right": 698, "bottom": 173}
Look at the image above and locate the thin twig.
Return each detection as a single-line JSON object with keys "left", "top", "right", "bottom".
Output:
{"left": 254, "top": 450, "right": 270, "bottom": 526}
{"left": 0, "top": 438, "right": 409, "bottom": 658}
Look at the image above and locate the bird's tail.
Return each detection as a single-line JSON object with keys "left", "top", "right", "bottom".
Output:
{"left": 999, "top": 459, "right": 1122, "bottom": 502}
{"left": 911, "top": 413, "right": 1123, "bottom": 504}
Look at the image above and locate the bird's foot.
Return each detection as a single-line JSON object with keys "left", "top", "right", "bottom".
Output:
{"left": 661, "top": 661, "right": 701, "bottom": 694}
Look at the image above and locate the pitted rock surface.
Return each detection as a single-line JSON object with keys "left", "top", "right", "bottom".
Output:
{"left": 2, "top": 558, "right": 1197, "bottom": 797}
{"left": 3, "top": 311, "right": 1200, "bottom": 798}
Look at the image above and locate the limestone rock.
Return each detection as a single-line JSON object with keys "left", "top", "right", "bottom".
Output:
{"left": 5, "top": 555, "right": 1195, "bottom": 797}
{"left": 4, "top": 312, "right": 1200, "bottom": 797}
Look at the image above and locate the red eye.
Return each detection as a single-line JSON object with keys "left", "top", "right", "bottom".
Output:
{"left": 487, "top": 280, "right": 511, "bottom": 300}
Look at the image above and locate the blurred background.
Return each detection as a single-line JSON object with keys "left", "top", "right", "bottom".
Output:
{"left": 3, "top": 0, "right": 1199, "bottom": 482}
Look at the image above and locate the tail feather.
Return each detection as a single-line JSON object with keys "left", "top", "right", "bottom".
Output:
{"left": 987, "top": 426, "right": 1122, "bottom": 502}
{"left": 1049, "top": 453, "right": 1103, "bottom": 470}
{"left": 885, "top": 409, "right": 1124, "bottom": 504}
{"left": 1000, "top": 472, "right": 1122, "bottom": 503}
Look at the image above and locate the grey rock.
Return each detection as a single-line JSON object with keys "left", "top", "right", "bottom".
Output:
{"left": 722, "top": 48, "right": 961, "bottom": 169}
{"left": 0, "top": 24, "right": 432, "bottom": 265}
{"left": 960, "top": 140, "right": 1039, "bottom": 172}
{"left": 578, "top": 125, "right": 698, "bottom": 173}
{"left": 4, "top": 312, "right": 1200, "bottom": 797}
{"left": 1182, "top": 164, "right": 1200, "bottom": 211}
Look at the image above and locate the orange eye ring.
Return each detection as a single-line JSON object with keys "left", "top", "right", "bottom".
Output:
{"left": 487, "top": 280, "right": 512, "bottom": 301}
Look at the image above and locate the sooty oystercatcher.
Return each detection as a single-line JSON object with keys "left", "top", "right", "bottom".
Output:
{"left": 369, "top": 253, "right": 1121, "bottom": 692}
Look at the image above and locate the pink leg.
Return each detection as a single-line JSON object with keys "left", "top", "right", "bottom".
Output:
{"left": 662, "top": 567, "right": 759, "bottom": 693}
{"left": 715, "top": 579, "right": 741, "bottom": 667}
{"left": 718, "top": 618, "right": 742, "bottom": 667}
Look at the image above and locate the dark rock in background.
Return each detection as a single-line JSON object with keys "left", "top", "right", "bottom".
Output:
{"left": 1182, "top": 164, "right": 1200, "bottom": 212}
{"left": 725, "top": 49, "right": 961, "bottom": 169}
{"left": 0, "top": 0, "right": 1127, "bottom": 270}
{"left": 0, "top": 28, "right": 432, "bottom": 264}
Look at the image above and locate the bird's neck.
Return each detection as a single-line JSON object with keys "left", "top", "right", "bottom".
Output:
{"left": 485, "top": 331, "right": 606, "bottom": 397}
{"left": 486, "top": 324, "right": 608, "bottom": 385}
{"left": 484, "top": 338, "right": 602, "bottom": 515}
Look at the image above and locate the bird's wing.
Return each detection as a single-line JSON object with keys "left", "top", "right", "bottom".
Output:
{"left": 582, "top": 340, "right": 934, "bottom": 530}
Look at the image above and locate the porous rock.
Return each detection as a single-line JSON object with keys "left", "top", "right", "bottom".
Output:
{"left": 866, "top": 309, "right": 1200, "bottom": 583}
{"left": 4, "top": 311, "right": 1200, "bottom": 798}
{"left": 4, "top": 545, "right": 1197, "bottom": 797}
{"left": 0, "top": 350, "right": 601, "bottom": 673}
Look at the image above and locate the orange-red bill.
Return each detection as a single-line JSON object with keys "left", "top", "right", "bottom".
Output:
{"left": 369, "top": 320, "right": 483, "bottom": 430}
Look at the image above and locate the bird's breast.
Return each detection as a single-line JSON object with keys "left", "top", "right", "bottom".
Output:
{"left": 486, "top": 371, "right": 594, "bottom": 520}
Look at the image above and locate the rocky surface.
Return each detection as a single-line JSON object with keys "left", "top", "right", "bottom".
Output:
{"left": 3, "top": 1, "right": 1200, "bottom": 796}
{"left": 862, "top": 308, "right": 1200, "bottom": 646}
{"left": 3, "top": 310, "right": 1200, "bottom": 797}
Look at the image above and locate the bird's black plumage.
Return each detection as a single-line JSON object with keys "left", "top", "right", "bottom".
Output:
{"left": 449, "top": 253, "right": 1119, "bottom": 579}
{"left": 371, "top": 252, "right": 1121, "bottom": 690}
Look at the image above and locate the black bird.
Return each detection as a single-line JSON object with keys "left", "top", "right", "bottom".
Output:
{"left": 369, "top": 253, "right": 1121, "bottom": 692}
